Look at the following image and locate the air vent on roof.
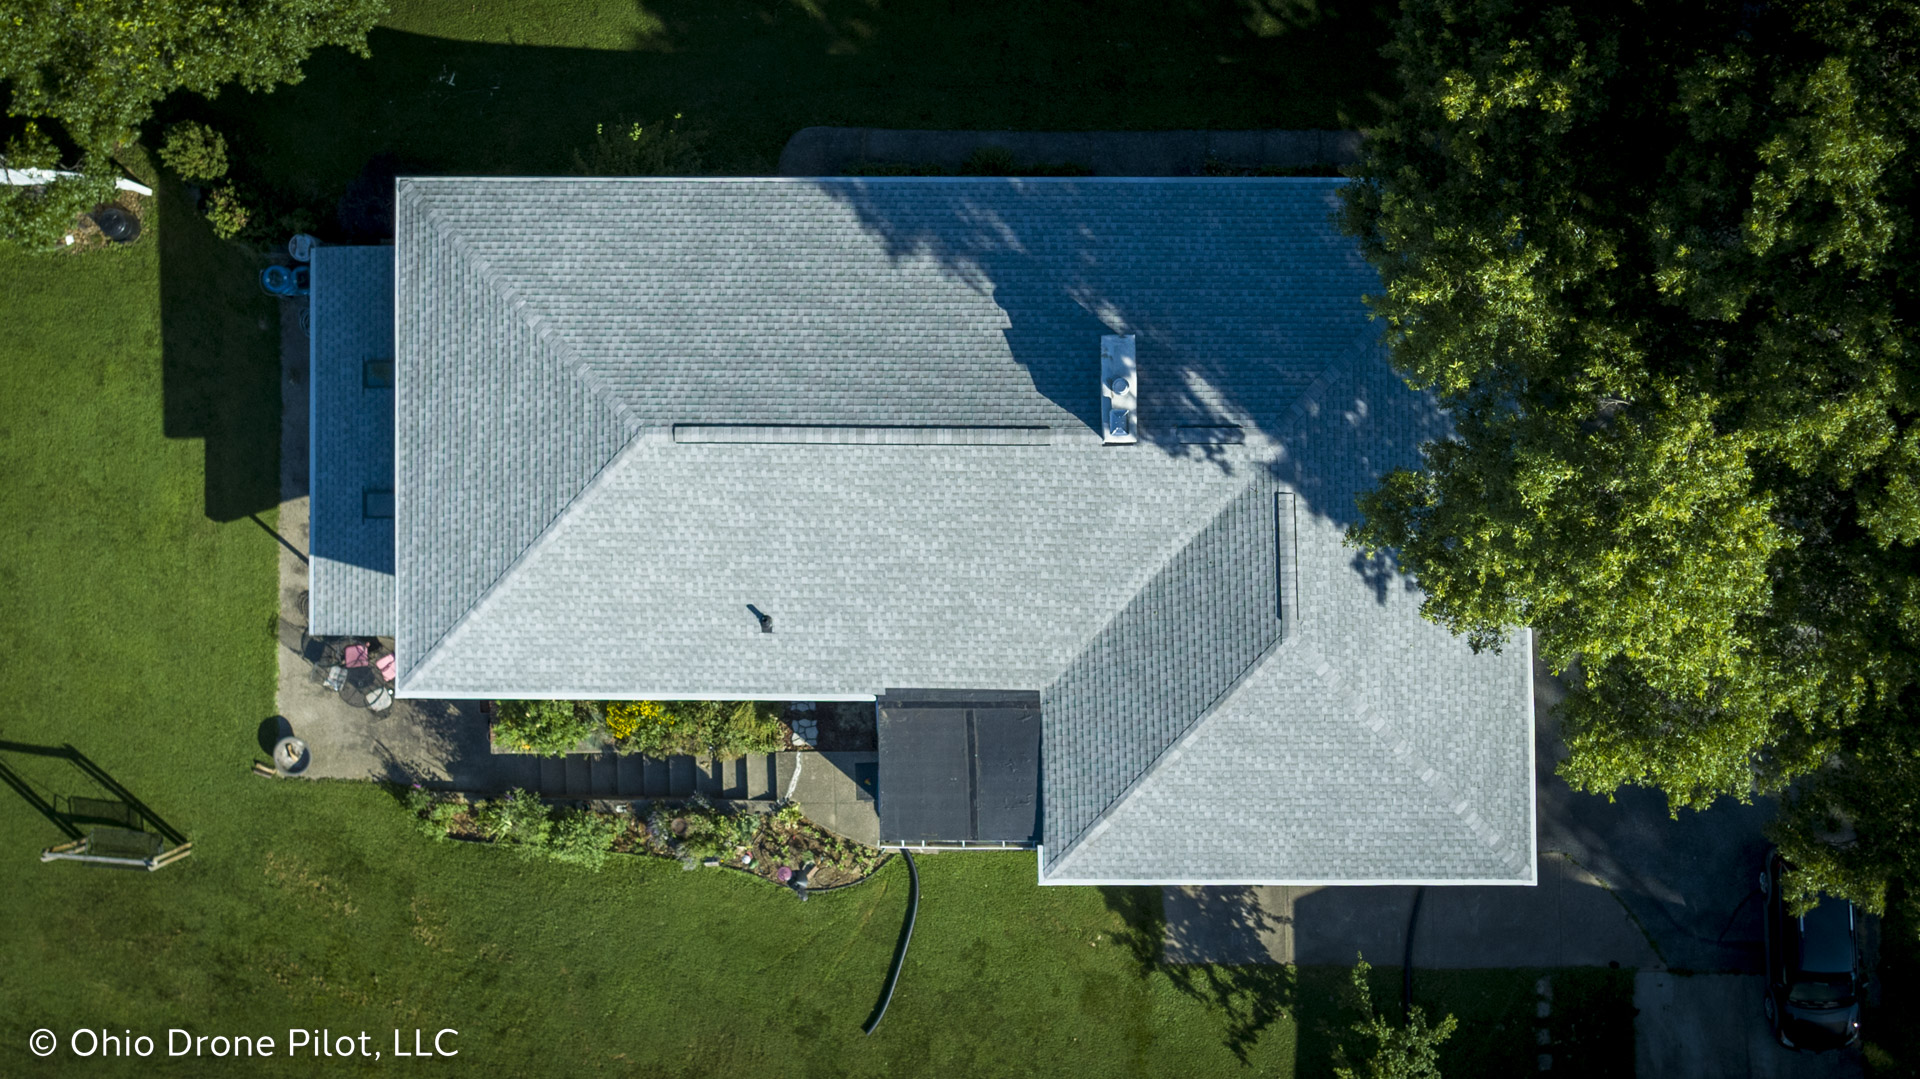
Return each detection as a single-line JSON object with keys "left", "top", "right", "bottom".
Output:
{"left": 1101, "top": 335, "right": 1138, "bottom": 445}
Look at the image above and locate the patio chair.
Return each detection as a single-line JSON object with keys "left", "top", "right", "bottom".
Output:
{"left": 375, "top": 652, "right": 397, "bottom": 684}
{"left": 322, "top": 665, "right": 347, "bottom": 692}
{"left": 343, "top": 642, "right": 371, "bottom": 668}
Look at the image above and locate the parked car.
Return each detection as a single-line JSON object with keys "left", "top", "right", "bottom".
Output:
{"left": 1760, "top": 848, "right": 1862, "bottom": 1051}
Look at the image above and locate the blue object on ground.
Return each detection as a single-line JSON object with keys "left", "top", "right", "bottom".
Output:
{"left": 261, "top": 264, "right": 312, "bottom": 297}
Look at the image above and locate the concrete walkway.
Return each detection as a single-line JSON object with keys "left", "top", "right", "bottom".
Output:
{"left": 777, "top": 127, "right": 1361, "bottom": 177}
{"left": 776, "top": 750, "right": 879, "bottom": 846}
{"left": 1162, "top": 852, "right": 1658, "bottom": 968}
{"left": 270, "top": 293, "right": 495, "bottom": 789}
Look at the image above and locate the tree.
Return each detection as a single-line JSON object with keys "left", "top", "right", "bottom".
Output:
{"left": 0, "top": 0, "right": 387, "bottom": 153}
{"left": 1335, "top": 957, "right": 1457, "bottom": 1079}
{"left": 1344, "top": 0, "right": 1920, "bottom": 921}
{"left": 0, "top": 121, "right": 113, "bottom": 249}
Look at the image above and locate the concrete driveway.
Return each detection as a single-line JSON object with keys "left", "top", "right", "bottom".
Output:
{"left": 1532, "top": 658, "right": 1776, "bottom": 974}
{"left": 1161, "top": 651, "right": 1872, "bottom": 1076}
{"left": 1635, "top": 972, "right": 1862, "bottom": 1079}
{"left": 1163, "top": 852, "right": 1657, "bottom": 968}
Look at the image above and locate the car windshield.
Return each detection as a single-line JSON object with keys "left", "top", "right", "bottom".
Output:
{"left": 1788, "top": 977, "right": 1852, "bottom": 1007}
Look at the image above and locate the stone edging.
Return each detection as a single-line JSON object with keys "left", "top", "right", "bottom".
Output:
{"left": 777, "top": 127, "right": 1362, "bottom": 177}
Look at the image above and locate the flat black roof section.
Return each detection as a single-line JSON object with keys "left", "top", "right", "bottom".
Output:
{"left": 877, "top": 690, "right": 1041, "bottom": 846}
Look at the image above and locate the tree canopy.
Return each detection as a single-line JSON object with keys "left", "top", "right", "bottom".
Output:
{"left": 0, "top": 0, "right": 386, "bottom": 153}
{"left": 1345, "top": 0, "right": 1920, "bottom": 919}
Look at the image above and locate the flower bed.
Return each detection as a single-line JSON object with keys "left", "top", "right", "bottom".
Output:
{"left": 401, "top": 787, "right": 886, "bottom": 887}
{"left": 639, "top": 797, "right": 888, "bottom": 888}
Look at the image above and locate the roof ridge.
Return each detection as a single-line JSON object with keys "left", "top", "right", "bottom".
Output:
{"left": 1040, "top": 479, "right": 1291, "bottom": 863}
{"left": 1042, "top": 635, "right": 1531, "bottom": 882}
{"left": 402, "top": 430, "right": 651, "bottom": 693}
{"left": 1042, "top": 631, "right": 1298, "bottom": 877}
{"left": 397, "top": 188, "right": 642, "bottom": 681}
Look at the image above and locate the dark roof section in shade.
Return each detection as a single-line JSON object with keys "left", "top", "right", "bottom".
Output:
{"left": 877, "top": 689, "right": 1041, "bottom": 845}
{"left": 308, "top": 245, "right": 398, "bottom": 636}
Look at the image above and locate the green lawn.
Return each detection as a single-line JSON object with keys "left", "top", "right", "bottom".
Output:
{"left": 181, "top": 0, "right": 1397, "bottom": 206}
{"left": 0, "top": 187, "right": 1632, "bottom": 1076}
{"left": 0, "top": 7, "right": 1640, "bottom": 1076}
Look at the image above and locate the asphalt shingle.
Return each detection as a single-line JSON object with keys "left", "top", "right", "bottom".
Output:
{"left": 308, "top": 246, "right": 397, "bottom": 636}
{"left": 388, "top": 177, "right": 1534, "bottom": 885}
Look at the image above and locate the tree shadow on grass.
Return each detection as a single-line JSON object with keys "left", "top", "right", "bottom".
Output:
{"left": 185, "top": 0, "right": 1396, "bottom": 194}
{"left": 1101, "top": 885, "right": 1298, "bottom": 1064}
{"left": 156, "top": 171, "right": 282, "bottom": 521}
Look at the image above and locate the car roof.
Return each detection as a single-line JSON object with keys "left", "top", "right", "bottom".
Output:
{"left": 1798, "top": 899, "right": 1854, "bottom": 974}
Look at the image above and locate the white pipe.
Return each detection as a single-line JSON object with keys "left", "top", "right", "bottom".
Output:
{"left": 1, "top": 166, "right": 152, "bottom": 196}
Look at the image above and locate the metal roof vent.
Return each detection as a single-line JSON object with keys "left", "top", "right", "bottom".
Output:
{"left": 1101, "top": 334, "right": 1138, "bottom": 445}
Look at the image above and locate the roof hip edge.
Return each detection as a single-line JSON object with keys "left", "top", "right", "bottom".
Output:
{"left": 396, "top": 191, "right": 643, "bottom": 678}
{"left": 1042, "top": 484, "right": 1295, "bottom": 864}
{"left": 404, "top": 427, "right": 646, "bottom": 686}
{"left": 404, "top": 187, "right": 642, "bottom": 434}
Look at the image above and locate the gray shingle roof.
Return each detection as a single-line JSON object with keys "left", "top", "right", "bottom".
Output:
{"left": 391, "top": 177, "right": 1534, "bottom": 885}
{"left": 1041, "top": 480, "right": 1291, "bottom": 860}
{"left": 308, "top": 246, "right": 396, "bottom": 636}
{"left": 1038, "top": 354, "right": 1535, "bottom": 883}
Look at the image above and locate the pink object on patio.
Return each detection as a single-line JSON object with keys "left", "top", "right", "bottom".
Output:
{"left": 343, "top": 643, "right": 370, "bottom": 668}
{"left": 376, "top": 653, "right": 397, "bottom": 682}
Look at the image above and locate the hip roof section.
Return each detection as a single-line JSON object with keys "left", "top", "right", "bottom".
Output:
{"left": 394, "top": 177, "right": 1375, "bottom": 688}
{"left": 390, "top": 177, "right": 1536, "bottom": 885}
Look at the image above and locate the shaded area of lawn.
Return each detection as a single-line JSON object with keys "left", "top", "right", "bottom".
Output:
{"left": 154, "top": 166, "right": 284, "bottom": 521}
{"left": 2, "top": 199, "right": 1297, "bottom": 1078}
{"left": 181, "top": 0, "right": 1395, "bottom": 207}
{"left": 0, "top": 193, "right": 1633, "bottom": 1073}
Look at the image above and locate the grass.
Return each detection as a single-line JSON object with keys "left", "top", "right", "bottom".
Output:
{"left": 175, "top": 0, "right": 1397, "bottom": 210}
{"left": 0, "top": 7, "right": 1640, "bottom": 1076}
{"left": 0, "top": 184, "right": 1633, "bottom": 1079}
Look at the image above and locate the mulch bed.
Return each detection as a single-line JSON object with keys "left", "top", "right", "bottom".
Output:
{"left": 781, "top": 701, "right": 877, "bottom": 752}
{"left": 425, "top": 797, "right": 886, "bottom": 889}
{"left": 59, "top": 191, "right": 149, "bottom": 254}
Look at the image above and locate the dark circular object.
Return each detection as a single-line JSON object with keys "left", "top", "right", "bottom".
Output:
{"left": 90, "top": 206, "right": 140, "bottom": 244}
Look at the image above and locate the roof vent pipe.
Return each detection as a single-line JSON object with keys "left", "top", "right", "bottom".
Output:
{"left": 1101, "top": 335, "right": 1138, "bottom": 445}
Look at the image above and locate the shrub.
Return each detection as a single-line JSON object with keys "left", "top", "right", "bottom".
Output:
{"left": 3, "top": 122, "right": 61, "bottom": 170}
{"left": 571, "top": 114, "right": 703, "bottom": 176}
{"left": 493, "top": 700, "right": 597, "bottom": 757}
{"left": 961, "top": 146, "right": 1018, "bottom": 175}
{"left": 547, "top": 810, "right": 624, "bottom": 871}
{"left": 1334, "top": 956, "right": 1458, "bottom": 1079}
{"left": 475, "top": 788, "right": 552, "bottom": 852}
{"left": 0, "top": 125, "right": 113, "bottom": 251}
{"left": 158, "top": 122, "right": 228, "bottom": 183}
{"left": 203, "top": 185, "right": 250, "bottom": 240}
{"left": 401, "top": 786, "right": 462, "bottom": 840}
{"left": 604, "top": 700, "right": 659, "bottom": 743}
{"left": 651, "top": 795, "right": 764, "bottom": 862}
{"left": 612, "top": 700, "right": 783, "bottom": 759}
